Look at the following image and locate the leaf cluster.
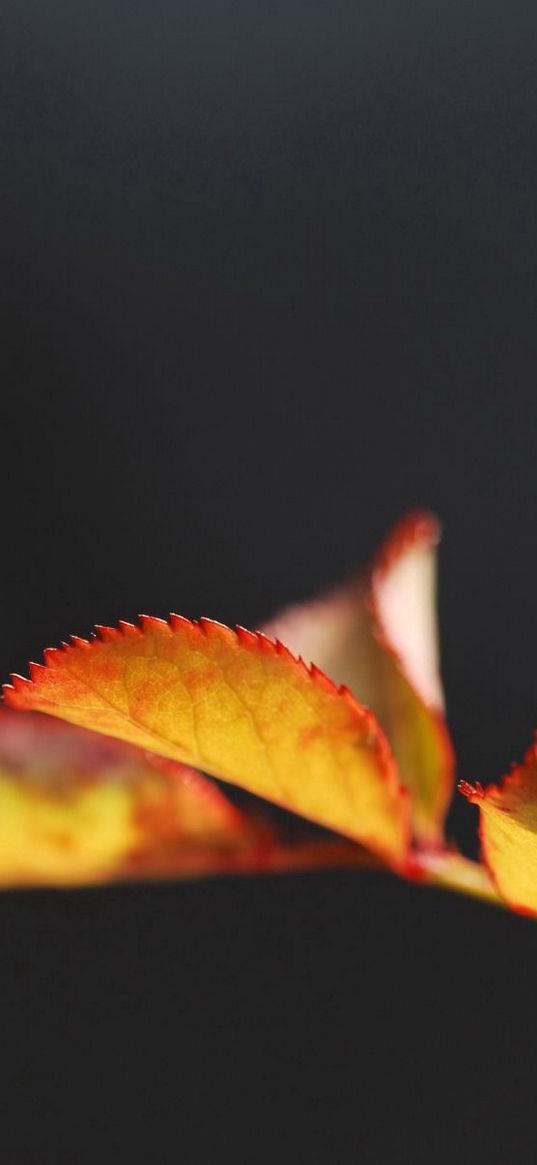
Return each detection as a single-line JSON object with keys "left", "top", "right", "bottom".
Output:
{"left": 2, "top": 513, "right": 534, "bottom": 915}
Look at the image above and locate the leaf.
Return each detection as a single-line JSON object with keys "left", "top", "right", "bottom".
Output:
{"left": 410, "top": 846, "right": 501, "bottom": 906}
{"left": 263, "top": 511, "right": 454, "bottom": 846}
{"left": 3, "top": 618, "right": 410, "bottom": 870}
{"left": 0, "top": 707, "right": 275, "bottom": 887}
{"left": 461, "top": 746, "right": 537, "bottom": 916}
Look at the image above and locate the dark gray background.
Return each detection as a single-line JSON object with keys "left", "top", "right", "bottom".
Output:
{"left": 1, "top": 2, "right": 537, "bottom": 1161}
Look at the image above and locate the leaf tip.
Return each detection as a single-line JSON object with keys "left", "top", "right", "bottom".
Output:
{"left": 458, "top": 780, "right": 484, "bottom": 803}
{"left": 374, "top": 510, "right": 442, "bottom": 581}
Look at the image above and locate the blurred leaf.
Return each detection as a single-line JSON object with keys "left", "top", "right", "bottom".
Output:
{"left": 264, "top": 512, "right": 454, "bottom": 845}
{"left": 0, "top": 708, "right": 276, "bottom": 887}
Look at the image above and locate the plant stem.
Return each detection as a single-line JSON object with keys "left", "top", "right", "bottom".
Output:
{"left": 262, "top": 837, "right": 503, "bottom": 908}
{"left": 411, "top": 849, "right": 502, "bottom": 906}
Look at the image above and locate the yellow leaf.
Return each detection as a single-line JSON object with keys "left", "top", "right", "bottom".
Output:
{"left": 0, "top": 708, "right": 273, "bottom": 887}
{"left": 4, "top": 617, "right": 410, "bottom": 870}
{"left": 264, "top": 512, "right": 454, "bottom": 845}
{"left": 461, "top": 748, "right": 537, "bottom": 916}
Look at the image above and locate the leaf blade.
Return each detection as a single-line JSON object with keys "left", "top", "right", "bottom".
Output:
{"left": 4, "top": 616, "right": 410, "bottom": 870}
{"left": 461, "top": 749, "right": 537, "bottom": 916}
{"left": 264, "top": 512, "right": 454, "bottom": 845}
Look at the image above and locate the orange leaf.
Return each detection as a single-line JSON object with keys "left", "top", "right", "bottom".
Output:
{"left": 264, "top": 511, "right": 454, "bottom": 846}
{"left": 4, "top": 618, "right": 410, "bottom": 870}
{"left": 461, "top": 746, "right": 537, "bottom": 916}
{"left": 0, "top": 707, "right": 275, "bottom": 887}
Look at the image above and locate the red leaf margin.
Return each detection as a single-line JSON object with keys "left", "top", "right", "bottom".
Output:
{"left": 3, "top": 615, "right": 412, "bottom": 872}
